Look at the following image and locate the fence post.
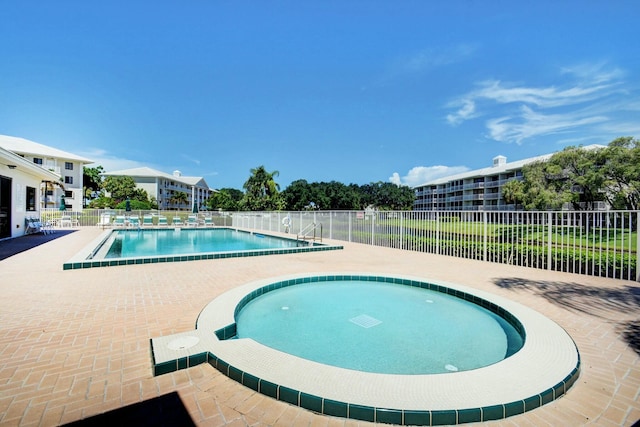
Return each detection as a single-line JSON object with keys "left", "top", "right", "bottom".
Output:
{"left": 483, "top": 211, "right": 488, "bottom": 262}
{"left": 436, "top": 211, "right": 440, "bottom": 255}
{"left": 637, "top": 212, "right": 640, "bottom": 282}
{"left": 371, "top": 212, "right": 375, "bottom": 245}
{"left": 547, "top": 212, "right": 553, "bottom": 270}
{"left": 348, "top": 212, "right": 352, "bottom": 242}
{"left": 400, "top": 211, "right": 404, "bottom": 251}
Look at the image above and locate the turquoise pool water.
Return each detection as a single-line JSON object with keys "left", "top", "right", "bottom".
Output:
{"left": 66, "top": 227, "right": 342, "bottom": 270}
{"left": 235, "top": 279, "right": 524, "bottom": 374}
{"left": 102, "top": 228, "right": 305, "bottom": 258}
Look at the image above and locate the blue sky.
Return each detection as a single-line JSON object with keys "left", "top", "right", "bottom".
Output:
{"left": 1, "top": 1, "right": 639, "bottom": 190}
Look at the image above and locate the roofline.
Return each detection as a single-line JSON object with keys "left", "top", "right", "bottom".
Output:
{"left": 413, "top": 144, "right": 607, "bottom": 188}
{"left": 102, "top": 168, "right": 212, "bottom": 189}
{"left": 0, "top": 134, "right": 94, "bottom": 164}
{"left": 0, "top": 146, "right": 62, "bottom": 181}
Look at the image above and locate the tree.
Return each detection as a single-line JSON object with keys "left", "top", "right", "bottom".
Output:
{"left": 207, "top": 188, "right": 243, "bottom": 211}
{"left": 601, "top": 137, "right": 640, "bottom": 210}
{"left": 359, "top": 182, "right": 415, "bottom": 210}
{"left": 240, "top": 166, "right": 285, "bottom": 211}
{"left": 519, "top": 146, "right": 607, "bottom": 210}
{"left": 170, "top": 191, "right": 189, "bottom": 210}
{"left": 550, "top": 146, "right": 606, "bottom": 210}
{"left": 83, "top": 165, "right": 104, "bottom": 206}
{"left": 521, "top": 160, "right": 572, "bottom": 210}
{"left": 282, "top": 179, "right": 315, "bottom": 210}
{"left": 102, "top": 176, "right": 138, "bottom": 203}
{"left": 500, "top": 179, "right": 525, "bottom": 206}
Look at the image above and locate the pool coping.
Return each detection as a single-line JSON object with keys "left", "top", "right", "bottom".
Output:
{"left": 63, "top": 227, "right": 343, "bottom": 270}
{"left": 150, "top": 272, "right": 580, "bottom": 425}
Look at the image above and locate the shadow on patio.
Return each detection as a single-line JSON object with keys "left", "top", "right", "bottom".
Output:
{"left": 62, "top": 392, "right": 195, "bottom": 427}
{"left": 493, "top": 277, "right": 640, "bottom": 355}
{"left": 0, "top": 230, "right": 76, "bottom": 261}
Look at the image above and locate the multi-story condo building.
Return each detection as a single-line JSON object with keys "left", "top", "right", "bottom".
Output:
{"left": 102, "top": 167, "right": 214, "bottom": 211}
{"left": 413, "top": 146, "right": 604, "bottom": 211}
{"left": 0, "top": 145, "right": 62, "bottom": 239}
{"left": 0, "top": 135, "right": 94, "bottom": 212}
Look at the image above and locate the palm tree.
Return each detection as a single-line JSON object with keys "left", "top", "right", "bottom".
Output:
{"left": 241, "top": 166, "right": 284, "bottom": 211}
{"left": 170, "top": 191, "right": 189, "bottom": 210}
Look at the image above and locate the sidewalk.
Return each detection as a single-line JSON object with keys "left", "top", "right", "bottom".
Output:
{"left": 0, "top": 228, "right": 637, "bottom": 426}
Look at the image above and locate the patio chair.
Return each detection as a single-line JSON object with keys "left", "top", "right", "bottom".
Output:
{"left": 97, "top": 213, "right": 112, "bottom": 229}
{"left": 142, "top": 215, "right": 154, "bottom": 227}
{"left": 113, "top": 215, "right": 126, "bottom": 227}
{"left": 60, "top": 215, "right": 73, "bottom": 228}
{"left": 25, "top": 217, "right": 44, "bottom": 235}
{"left": 187, "top": 214, "right": 198, "bottom": 227}
{"left": 172, "top": 216, "right": 184, "bottom": 227}
{"left": 157, "top": 216, "right": 168, "bottom": 227}
{"left": 203, "top": 216, "right": 214, "bottom": 227}
{"left": 128, "top": 216, "right": 141, "bottom": 227}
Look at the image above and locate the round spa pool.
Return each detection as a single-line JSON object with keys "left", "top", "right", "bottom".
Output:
{"left": 235, "top": 279, "right": 524, "bottom": 374}
{"left": 160, "top": 273, "right": 581, "bottom": 425}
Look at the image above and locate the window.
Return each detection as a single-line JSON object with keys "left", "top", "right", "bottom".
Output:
{"left": 26, "top": 186, "right": 36, "bottom": 211}
{"left": 65, "top": 190, "right": 73, "bottom": 198}
{"left": 33, "top": 158, "right": 43, "bottom": 165}
{"left": 65, "top": 176, "right": 73, "bottom": 185}
{"left": 65, "top": 162, "right": 73, "bottom": 170}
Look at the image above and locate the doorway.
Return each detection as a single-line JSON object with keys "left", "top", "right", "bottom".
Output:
{"left": 0, "top": 176, "right": 11, "bottom": 239}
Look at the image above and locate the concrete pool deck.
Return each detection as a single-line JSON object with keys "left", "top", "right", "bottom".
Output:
{"left": 0, "top": 227, "right": 638, "bottom": 426}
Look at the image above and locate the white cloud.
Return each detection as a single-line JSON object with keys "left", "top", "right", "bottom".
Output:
{"left": 389, "top": 165, "right": 469, "bottom": 187}
{"left": 181, "top": 153, "right": 201, "bottom": 166}
{"left": 378, "top": 43, "right": 477, "bottom": 86}
{"left": 80, "top": 148, "right": 150, "bottom": 172}
{"left": 445, "top": 62, "right": 633, "bottom": 145}
{"left": 446, "top": 99, "right": 477, "bottom": 125}
{"left": 401, "top": 44, "right": 477, "bottom": 73}
{"left": 486, "top": 105, "right": 608, "bottom": 144}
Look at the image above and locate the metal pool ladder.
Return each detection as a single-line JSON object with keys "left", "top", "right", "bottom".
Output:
{"left": 297, "top": 222, "right": 322, "bottom": 244}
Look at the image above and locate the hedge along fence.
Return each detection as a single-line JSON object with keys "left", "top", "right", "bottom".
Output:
{"left": 289, "top": 210, "right": 639, "bottom": 282}
{"left": 396, "top": 233, "right": 636, "bottom": 280}
{"left": 52, "top": 208, "right": 638, "bottom": 281}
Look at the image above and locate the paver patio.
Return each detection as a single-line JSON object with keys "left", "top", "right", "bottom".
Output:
{"left": 0, "top": 227, "right": 638, "bottom": 426}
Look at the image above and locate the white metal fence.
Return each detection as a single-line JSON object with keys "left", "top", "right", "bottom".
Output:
{"left": 43, "top": 208, "right": 638, "bottom": 281}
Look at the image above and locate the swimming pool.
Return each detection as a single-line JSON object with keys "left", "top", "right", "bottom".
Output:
{"left": 151, "top": 273, "right": 580, "bottom": 425}
{"left": 64, "top": 228, "right": 342, "bottom": 270}
{"left": 235, "top": 279, "right": 524, "bottom": 374}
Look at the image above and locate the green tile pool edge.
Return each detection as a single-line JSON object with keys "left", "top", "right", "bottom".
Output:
{"left": 150, "top": 275, "right": 581, "bottom": 425}
{"left": 150, "top": 349, "right": 580, "bottom": 425}
{"left": 64, "top": 242, "right": 343, "bottom": 270}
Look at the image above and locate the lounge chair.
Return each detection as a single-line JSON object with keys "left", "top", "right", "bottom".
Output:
{"left": 157, "top": 216, "right": 168, "bottom": 227}
{"left": 187, "top": 214, "right": 198, "bottom": 227}
{"left": 25, "top": 217, "right": 45, "bottom": 235}
{"left": 97, "top": 213, "right": 112, "bottom": 229}
{"left": 142, "top": 215, "right": 154, "bottom": 227}
{"left": 128, "top": 216, "right": 141, "bottom": 227}
{"left": 172, "top": 216, "right": 184, "bottom": 227}
{"left": 60, "top": 215, "right": 73, "bottom": 228}
{"left": 113, "top": 215, "right": 126, "bottom": 227}
{"left": 203, "top": 216, "right": 214, "bottom": 227}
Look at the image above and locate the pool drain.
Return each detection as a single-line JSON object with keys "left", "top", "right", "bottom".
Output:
{"left": 167, "top": 336, "right": 200, "bottom": 351}
{"left": 349, "top": 314, "right": 382, "bottom": 328}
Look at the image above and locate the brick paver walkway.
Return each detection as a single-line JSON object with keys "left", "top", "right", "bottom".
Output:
{"left": 0, "top": 228, "right": 638, "bottom": 426}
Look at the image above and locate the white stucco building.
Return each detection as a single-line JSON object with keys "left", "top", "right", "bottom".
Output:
{"left": 0, "top": 146, "right": 63, "bottom": 239}
{"left": 0, "top": 135, "right": 93, "bottom": 213}
{"left": 413, "top": 145, "right": 606, "bottom": 211}
{"left": 102, "top": 167, "right": 214, "bottom": 211}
